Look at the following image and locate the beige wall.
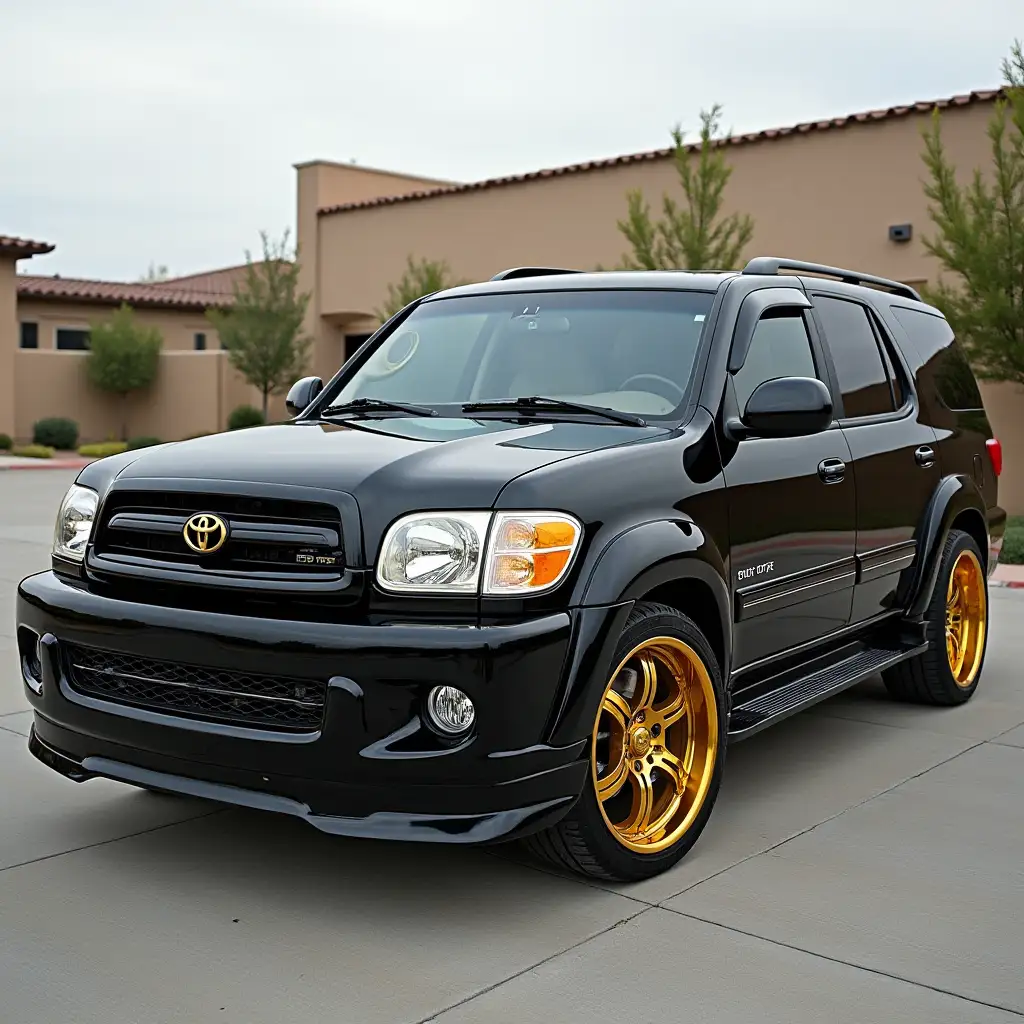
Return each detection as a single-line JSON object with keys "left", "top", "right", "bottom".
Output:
{"left": 978, "top": 382, "right": 1024, "bottom": 516}
{"left": 314, "top": 102, "right": 996, "bottom": 330}
{"left": 16, "top": 299, "right": 219, "bottom": 352}
{"left": 0, "top": 257, "right": 16, "bottom": 436}
{"left": 295, "top": 161, "right": 458, "bottom": 383}
{"left": 14, "top": 350, "right": 285, "bottom": 444}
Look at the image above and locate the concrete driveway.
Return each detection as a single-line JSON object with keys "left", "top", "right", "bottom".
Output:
{"left": 2, "top": 470, "right": 1022, "bottom": 1023}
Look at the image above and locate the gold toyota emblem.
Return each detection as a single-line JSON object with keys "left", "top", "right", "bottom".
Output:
{"left": 183, "top": 513, "right": 228, "bottom": 554}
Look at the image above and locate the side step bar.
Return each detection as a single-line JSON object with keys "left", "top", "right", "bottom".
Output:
{"left": 728, "top": 642, "right": 928, "bottom": 741}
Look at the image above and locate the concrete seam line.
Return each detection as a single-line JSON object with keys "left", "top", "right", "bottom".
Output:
{"left": 653, "top": 738, "right": 989, "bottom": 904}
{"left": 0, "top": 806, "right": 231, "bottom": 875}
{"left": 412, "top": 907, "right": 652, "bottom": 1024}
{"left": 660, "top": 905, "right": 1024, "bottom": 1019}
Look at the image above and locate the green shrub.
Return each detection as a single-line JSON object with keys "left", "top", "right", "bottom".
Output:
{"left": 78, "top": 441, "right": 128, "bottom": 458}
{"left": 0, "top": 433, "right": 12, "bottom": 451}
{"left": 33, "top": 417, "right": 79, "bottom": 450}
{"left": 1001, "top": 516, "right": 1024, "bottom": 565}
{"left": 12, "top": 444, "right": 54, "bottom": 459}
{"left": 228, "top": 404, "right": 265, "bottom": 430}
{"left": 126, "top": 436, "right": 162, "bottom": 450}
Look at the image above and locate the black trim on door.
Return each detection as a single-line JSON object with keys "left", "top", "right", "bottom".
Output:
{"left": 735, "top": 556, "right": 857, "bottom": 621}
{"left": 855, "top": 541, "right": 916, "bottom": 584}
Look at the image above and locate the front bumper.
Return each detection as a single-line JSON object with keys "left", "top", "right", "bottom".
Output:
{"left": 17, "top": 571, "right": 628, "bottom": 843}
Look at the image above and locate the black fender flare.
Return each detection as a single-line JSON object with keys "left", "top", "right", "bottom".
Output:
{"left": 576, "top": 518, "right": 729, "bottom": 627}
{"left": 903, "top": 474, "right": 988, "bottom": 620}
{"left": 549, "top": 518, "right": 731, "bottom": 746}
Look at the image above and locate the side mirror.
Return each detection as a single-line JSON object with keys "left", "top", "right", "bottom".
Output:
{"left": 741, "top": 376, "right": 833, "bottom": 438}
{"left": 286, "top": 376, "right": 323, "bottom": 416}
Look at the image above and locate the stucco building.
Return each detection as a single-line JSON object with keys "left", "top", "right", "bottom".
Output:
{"left": 292, "top": 87, "right": 1024, "bottom": 512}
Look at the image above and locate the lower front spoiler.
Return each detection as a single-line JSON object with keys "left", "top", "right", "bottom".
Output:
{"left": 28, "top": 728, "right": 580, "bottom": 845}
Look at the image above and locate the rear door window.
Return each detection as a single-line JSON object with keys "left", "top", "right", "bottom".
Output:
{"left": 814, "top": 296, "right": 895, "bottom": 418}
{"left": 890, "top": 306, "right": 983, "bottom": 411}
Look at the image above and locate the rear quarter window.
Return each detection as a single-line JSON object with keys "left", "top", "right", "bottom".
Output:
{"left": 890, "top": 306, "right": 984, "bottom": 411}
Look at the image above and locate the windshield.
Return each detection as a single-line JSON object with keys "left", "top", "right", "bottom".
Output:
{"left": 329, "top": 289, "right": 715, "bottom": 418}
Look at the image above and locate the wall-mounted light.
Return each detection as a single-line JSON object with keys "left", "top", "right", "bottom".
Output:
{"left": 889, "top": 223, "right": 913, "bottom": 243}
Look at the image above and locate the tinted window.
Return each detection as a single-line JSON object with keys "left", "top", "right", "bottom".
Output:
{"left": 19, "top": 322, "right": 38, "bottom": 349}
{"left": 333, "top": 290, "right": 715, "bottom": 418}
{"left": 194, "top": 332, "right": 206, "bottom": 351}
{"left": 731, "top": 311, "right": 817, "bottom": 410}
{"left": 815, "top": 296, "right": 893, "bottom": 418}
{"left": 55, "top": 328, "right": 90, "bottom": 351}
{"left": 891, "top": 306, "right": 983, "bottom": 411}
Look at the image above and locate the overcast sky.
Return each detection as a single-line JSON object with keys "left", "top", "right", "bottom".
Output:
{"left": 1, "top": 0, "right": 1017, "bottom": 281}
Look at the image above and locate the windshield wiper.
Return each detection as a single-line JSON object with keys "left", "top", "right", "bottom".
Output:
{"left": 461, "top": 396, "right": 647, "bottom": 427}
{"left": 320, "top": 397, "right": 437, "bottom": 418}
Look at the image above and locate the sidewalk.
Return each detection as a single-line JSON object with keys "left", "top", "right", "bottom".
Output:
{"left": 992, "top": 561, "right": 1024, "bottom": 589}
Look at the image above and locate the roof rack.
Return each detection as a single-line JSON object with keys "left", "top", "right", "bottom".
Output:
{"left": 741, "top": 257, "right": 922, "bottom": 302}
{"left": 490, "top": 267, "right": 583, "bottom": 282}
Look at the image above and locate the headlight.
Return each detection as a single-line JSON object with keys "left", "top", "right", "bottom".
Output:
{"left": 376, "top": 510, "right": 582, "bottom": 596}
{"left": 53, "top": 484, "right": 98, "bottom": 562}
{"left": 377, "top": 512, "right": 492, "bottom": 593}
{"left": 483, "top": 512, "right": 582, "bottom": 595}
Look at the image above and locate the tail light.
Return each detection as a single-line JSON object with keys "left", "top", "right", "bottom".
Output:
{"left": 986, "top": 438, "right": 1002, "bottom": 477}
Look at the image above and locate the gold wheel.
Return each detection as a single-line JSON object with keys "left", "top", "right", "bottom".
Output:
{"left": 591, "top": 636, "right": 719, "bottom": 855}
{"left": 945, "top": 548, "right": 987, "bottom": 687}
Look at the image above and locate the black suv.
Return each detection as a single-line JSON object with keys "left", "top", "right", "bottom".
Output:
{"left": 17, "top": 257, "right": 1005, "bottom": 882}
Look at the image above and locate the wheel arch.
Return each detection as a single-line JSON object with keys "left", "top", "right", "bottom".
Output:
{"left": 903, "top": 474, "right": 989, "bottom": 621}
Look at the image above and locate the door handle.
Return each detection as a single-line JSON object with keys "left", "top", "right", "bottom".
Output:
{"left": 915, "top": 445, "right": 936, "bottom": 468}
{"left": 818, "top": 458, "right": 846, "bottom": 484}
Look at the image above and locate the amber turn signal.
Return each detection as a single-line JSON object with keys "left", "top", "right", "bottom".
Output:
{"left": 484, "top": 513, "right": 582, "bottom": 595}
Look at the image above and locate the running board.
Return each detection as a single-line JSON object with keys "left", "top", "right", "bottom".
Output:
{"left": 727, "top": 642, "right": 928, "bottom": 741}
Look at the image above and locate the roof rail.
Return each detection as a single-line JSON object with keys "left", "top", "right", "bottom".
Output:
{"left": 741, "top": 256, "right": 922, "bottom": 302}
{"left": 490, "top": 266, "right": 583, "bottom": 282}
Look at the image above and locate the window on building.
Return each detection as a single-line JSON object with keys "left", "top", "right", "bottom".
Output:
{"left": 731, "top": 311, "right": 818, "bottom": 411}
{"left": 19, "top": 322, "right": 39, "bottom": 349}
{"left": 55, "top": 328, "right": 90, "bottom": 351}
{"left": 194, "top": 332, "right": 207, "bottom": 351}
{"left": 344, "top": 333, "right": 373, "bottom": 361}
{"left": 814, "top": 296, "right": 894, "bottom": 418}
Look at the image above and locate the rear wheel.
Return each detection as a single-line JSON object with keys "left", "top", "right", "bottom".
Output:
{"left": 523, "top": 601, "right": 727, "bottom": 882}
{"left": 883, "top": 528, "right": 988, "bottom": 705}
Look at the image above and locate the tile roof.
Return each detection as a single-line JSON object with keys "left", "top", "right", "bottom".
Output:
{"left": 0, "top": 235, "right": 55, "bottom": 258}
{"left": 16, "top": 274, "right": 232, "bottom": 310}
{"left": 158, "top": 262, "right": 260, "bottom": 297}
{"left": 318, "top": 88, "right": 1005, "bottom": 216}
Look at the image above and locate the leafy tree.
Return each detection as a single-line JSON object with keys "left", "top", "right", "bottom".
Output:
{"left": 614, "top": 104, "right": 754, "bottom": 271}
{"left": 374, "top": 255, "right": 467, "bottom": 322}
{"left": 920, "top": 41, "right": 1024, "bottom": 384}
{"left": 86, "top": 304, "right": 163, "bottom": 440}
{"left": 208, "top": 230, "right": 313, "bottom": 419}
{"left": 139, "top": 262, "right": 171, "bottom": 282}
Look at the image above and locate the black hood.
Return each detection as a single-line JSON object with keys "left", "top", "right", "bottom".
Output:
{"left": 83, "top": 417, "right": 667, "bottom": 558}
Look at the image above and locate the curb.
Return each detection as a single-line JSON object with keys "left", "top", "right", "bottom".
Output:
{"left": 0, "top": 460, "right": 92, "bottom": 471}
{"left": 990, "top": 579, "right": 1024, "bottom": 589}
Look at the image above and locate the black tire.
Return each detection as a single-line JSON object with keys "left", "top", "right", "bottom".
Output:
{"left": 883, "top": 528, "right": 989, "bottom": 706}
{"left": 522, "top": 601, "right": 728, "bottom": 882}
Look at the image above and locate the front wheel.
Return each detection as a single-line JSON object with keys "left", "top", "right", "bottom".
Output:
{"left": 523, "top": 601, "right": 727, "bottom": 882}
{"left": 883, "top": 528, "right": 989, "bottom": 705}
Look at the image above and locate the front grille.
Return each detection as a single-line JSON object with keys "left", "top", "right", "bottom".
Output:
{"left": 94, "top": 490, "right": 344, "bottom": 577}
{"left": 64, "top": 643, "right": 326, "bottom": 731}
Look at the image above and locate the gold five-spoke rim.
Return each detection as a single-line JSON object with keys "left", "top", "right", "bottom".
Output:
{"left": 946, "top": 549, "right": 986, "bottom": 687}
{"left": 591, "top": 637, "right": 718, "bottom": 855}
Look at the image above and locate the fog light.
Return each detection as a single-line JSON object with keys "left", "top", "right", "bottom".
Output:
{"left": 425, "top": 685, "right": 475, "bottom": 735}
